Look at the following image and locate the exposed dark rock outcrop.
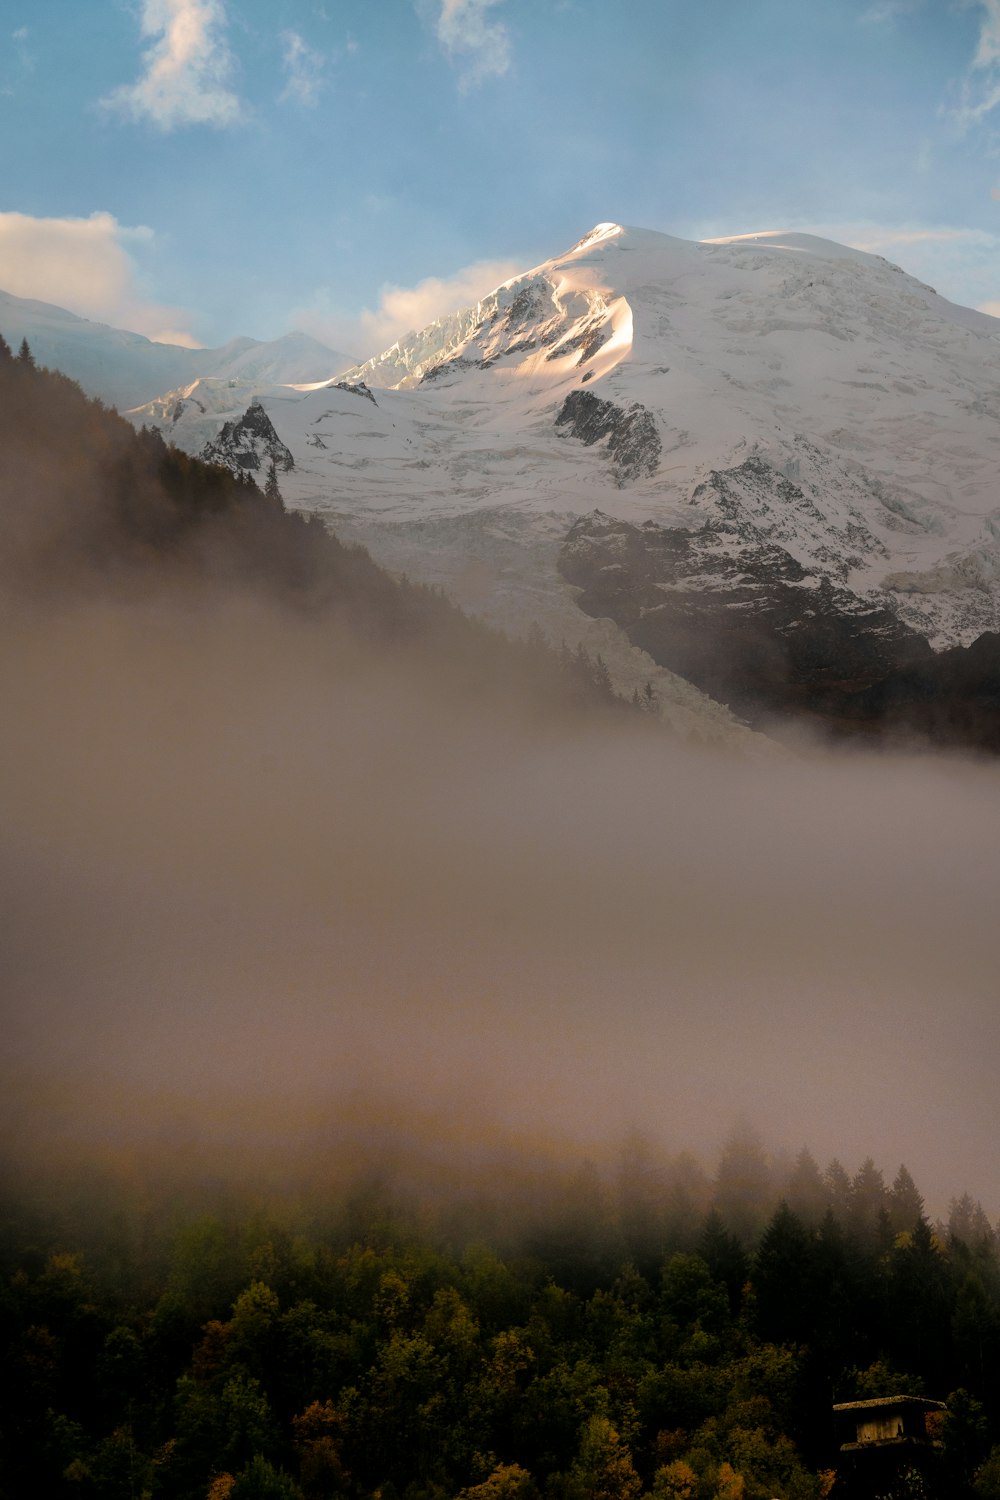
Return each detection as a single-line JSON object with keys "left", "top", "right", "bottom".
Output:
{"left": 201, "top": 400, "right": 294, "bottom": 476}
{"left": 329, "top": 379, "right": 377, "bottom": 405}
{"left": 419, "top": 355, "right": 478, "bottom": 384}
{"left": 546, "top": 319, "right": 608, "bottom": 365}
{"left": 692, "top": 454, "right": 887, "bottom": 580}
{"left": 559, "top": 509, "right": 1000, "bottom": 748}
{"left": 505, "top": 281, "right": 550, "bottom": 328}
{"left": 555, "top": 390, "right": 661, "bottom": 485}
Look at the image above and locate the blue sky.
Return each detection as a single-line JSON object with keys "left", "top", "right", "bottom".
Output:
{"left": 3, "top": 0, "right": 1000, "bottom": 355}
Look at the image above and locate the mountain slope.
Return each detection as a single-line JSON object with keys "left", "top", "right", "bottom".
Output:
{"left": 0, "top": 289, "right": 353, "bottom": 409}
{"left": 0, "top": 342, "right": 644, "bottom": 738}
{"left": 128, "top": 223, "right": 1000, "bottom": 743}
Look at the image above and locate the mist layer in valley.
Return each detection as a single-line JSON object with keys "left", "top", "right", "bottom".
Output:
{"left": 3, "top": 581, "right": 999, "bottom": 1222}
{"left": 1, "top": 345, "right": 997, "bottom": 1228}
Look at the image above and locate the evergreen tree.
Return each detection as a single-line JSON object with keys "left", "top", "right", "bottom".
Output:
{"left": 16, "top": 336, "right": 35, "bottom": 367}
{"left": 823, "top": 1158, "right": 853, "bottom": 1225}
{"left": 814, "top": 1208, "right": 868, "bottom": 1378}
{"left": 753, "top": 1201, "right": 816, "bottom": 1346}
{"left": 949, "top": 1194, "right": 996, "bottom": 1252}
{"left": 889, "top": 1165, "right": 926, "bottom": 1237}
{"left": 713, "top": 1122, "right": 773, "bottom": 1244}
{"left": 698, "top": 1209, "right": 748, "bottom": 1314}
{"left": 887, "top": 1218, "right": 952, "bottom": 1382}
{"left": 264, "top": 458, "right": 282, "bottom": 505}
{"left": 849, "top": 1157, "right": 889, "bottom": 1249}
{"left": 785, "top": 1147, "right": 828, "bottom": 1228}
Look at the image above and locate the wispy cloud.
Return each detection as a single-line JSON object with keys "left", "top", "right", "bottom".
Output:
{"left": 11, "top": 23, "right": 32, "bottom": 62}
{"left": 0, "top": 211, "right": 200, "bottom": 345}
{"left": 435, "top": 0, "right": 511, "bottom": 88}
{"left": 950, "top": 0, "right": 1000, "bottom": 130}
{"left": 3, "top": 23, "right": 35, "bottom": 93}
{"left": 859, "top": 0, "right": 923, "bottom": 26}
{"left": 846, "top": 225, "right": 996, "bottom": 249}
{"left": 102, "top": 0, "right": 241, "bottom": 131}
{"left": 280, "top": 30, "right": 326, "bottom": 106}
{"left": 296, "top": 256, "right": 523, "bottom": 362}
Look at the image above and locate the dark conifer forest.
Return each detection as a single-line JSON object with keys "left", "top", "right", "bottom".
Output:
{"left": 3, "top": 345, "right": 1000, "bottom": 1500}
{"left": 3, "top": 1132, "right": 1000, "bottom": 1500}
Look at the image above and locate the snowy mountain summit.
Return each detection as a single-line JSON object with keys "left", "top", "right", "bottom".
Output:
{"left": 131, "top": 223, "right": 1000, "bottom": 742}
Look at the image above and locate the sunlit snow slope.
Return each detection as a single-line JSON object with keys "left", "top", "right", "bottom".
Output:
{"left": 130, "top": 223, "right": 1000, "bottom": 735}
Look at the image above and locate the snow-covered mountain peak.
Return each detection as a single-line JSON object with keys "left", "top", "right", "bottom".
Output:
{"left": 337, "top": 226, "right": 679, "bottom": 393}
{"left": 125, "top": 218, "right": 1000, "bottom": 744}
{"left": 569, "top": 221, "right": 626, "bottom": 251}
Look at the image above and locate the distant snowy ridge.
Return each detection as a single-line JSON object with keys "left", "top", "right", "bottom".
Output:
{"left": 0, "top": 288, "right": 354, "bottom": 410}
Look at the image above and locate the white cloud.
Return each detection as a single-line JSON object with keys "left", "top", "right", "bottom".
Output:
{"left": 280, "top": 30, "right": 326, "bottom": 106}
{"left": 296, "top": 256, "right": 523, "bottom": 362}
{"left": 977, "top": 299, "right": 1000, "bottom": 315}
{"left": 951, "top": 0, "right": 1000, "bottom": 129}
{"left": 0, "top": 211, "right": 200, "bottom": 345}
{"left": 972, "top": 0, "right": 1000, "bottom": 66}
{"left": 358, "top": 258, "right": 522, "bottom": 348}
{"left": 102, "top": 0, "right": 241, "bottom": 131}
{"left": 435, "top": 0, "right": 511, "bottom": 88}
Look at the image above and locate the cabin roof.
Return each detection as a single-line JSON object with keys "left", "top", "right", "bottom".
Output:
{"left": 833, "top": 1396, "right": 946, "bottom": 1413}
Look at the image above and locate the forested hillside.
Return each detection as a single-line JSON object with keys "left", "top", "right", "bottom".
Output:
{"left": 1, "top": 1138, "right": 999, "bottom": 1500}
{"left": 0, "top": 335, "right": 634, "bottom": 723}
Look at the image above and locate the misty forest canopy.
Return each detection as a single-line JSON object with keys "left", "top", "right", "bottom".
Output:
{"left": 3, "top": 1127, "right": 1000, "bottom": 1500}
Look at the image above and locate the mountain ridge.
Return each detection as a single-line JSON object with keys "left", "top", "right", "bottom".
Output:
{"left": 44, "top": 222, "right": 1000, "bottom": 742}
{"left": 0, "top": 288, "right": 354, "bottom": 409}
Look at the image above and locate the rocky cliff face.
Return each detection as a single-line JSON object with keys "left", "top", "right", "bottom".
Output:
{"left": 201, "top": 400, "right": 295, "bottom": 478}
{"left": 554, "top": 391, "right": 661, "bottom": 485}
{"left": 559, "top": 507, "right": 1000, "bottom": 745}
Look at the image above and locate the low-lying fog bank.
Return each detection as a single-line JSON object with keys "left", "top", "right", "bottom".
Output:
{"left": 3, "top": 588, "right": 998, "bottom": 1224}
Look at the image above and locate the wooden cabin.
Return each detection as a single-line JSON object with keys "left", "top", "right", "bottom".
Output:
{"left": 833, "top": 1394, "right": 945, "bottom": 1450}
{"left": 832, "top": 1396, "right": 945, "bottom": 1497}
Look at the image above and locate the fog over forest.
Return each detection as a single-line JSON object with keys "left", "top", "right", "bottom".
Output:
{"left": 3, "top": 572, "right": 998, "bottom": 1220}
